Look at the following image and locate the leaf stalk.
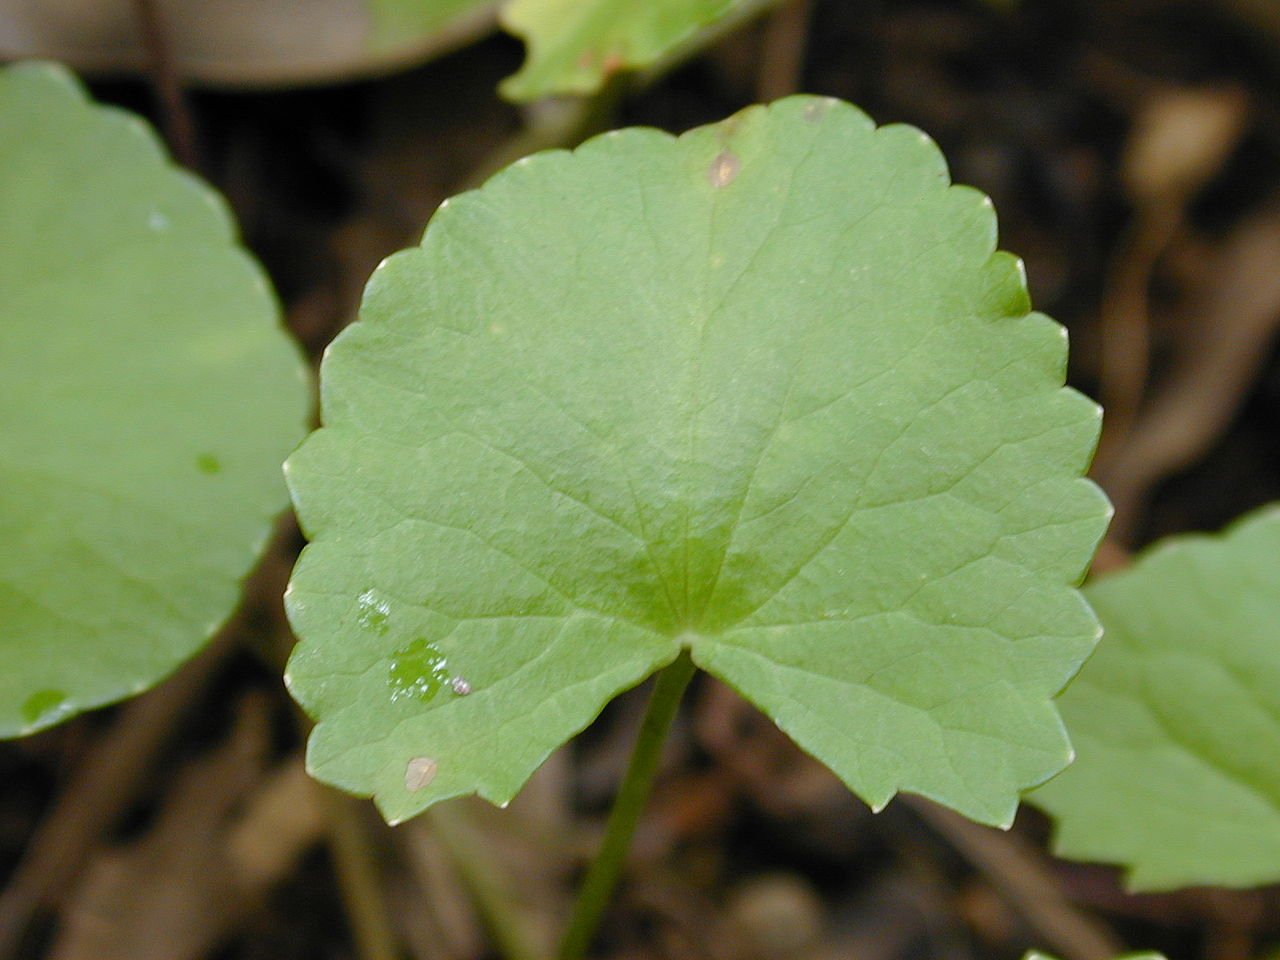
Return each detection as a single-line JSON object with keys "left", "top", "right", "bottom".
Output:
{"left": 557, "top": 650, "right": 696, "bottom": 960}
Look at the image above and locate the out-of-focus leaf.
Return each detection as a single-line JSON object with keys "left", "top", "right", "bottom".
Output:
{"left": 1032, "top": 506, "right": 1280, "bottom": 890}
{"left": 0, "top": 1, "right": 496, "bottom": 87}
{"left": 0, "top": 62, "right": 309, "bottom": 736}
{"left": 497, "top": 0, "right": 745, "bottom": 100}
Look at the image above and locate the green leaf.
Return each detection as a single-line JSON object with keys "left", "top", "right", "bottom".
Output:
{"left": 367, "top": 0, "right": 748, "bottom": 100}
{"left": 1025, "top": 953, "right": 1164, "bottom": 960}
{"left": 284, "top": 96, "right": 1109, "bottom": 827}
{"left": 497, "top": 0, "right": 744, "bottom": 100}
{"left": 0, "top": 62, "right": 310, "bottom": 737}
{"left": 1031, "top": 506, "right": 1280, "bottom": 890}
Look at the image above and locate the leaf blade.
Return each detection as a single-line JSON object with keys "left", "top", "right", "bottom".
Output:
{"left": 1031, "top": 506, "right": 1280, "bottom": 889}
{"left": 498, "top": 0, "right": 744, "bottom": 100}
{"left": 0, "top": 62, "right": 309, "bottom": 736}
{"left": 286, "top": 96, "right": 1108, "bottom": 825}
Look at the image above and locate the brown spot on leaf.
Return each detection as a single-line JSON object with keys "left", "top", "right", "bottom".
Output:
{"left": 405, "top": 756, "right": 438, "bottom": 792}
{"left": 708, "top": 151, "right": 740, "bottom": 188}
{"left": 601, "top": 50, "right": 624, "bottom": 77}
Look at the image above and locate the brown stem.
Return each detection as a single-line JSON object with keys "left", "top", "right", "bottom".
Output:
{"left": 131, "top": 0, "right": 199, "bottom": 169}
{"left": 323, "top": 792, "right": 403, "bottom": 960}
{"left": 1094, "top": 203, "right": 1183, "bottom": 471}
{"left": 757, "top": 0, "right": 813, "bottom": 102}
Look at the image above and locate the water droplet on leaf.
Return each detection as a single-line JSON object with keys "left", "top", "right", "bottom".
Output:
{"left": 388, "top": 638, "right": 450, "bottom": 703}
{"left": 357, "top": 589, "right": 392, "bottom": 634}
{"left": 451, "top": 677, "right": 472, "bottom": 696}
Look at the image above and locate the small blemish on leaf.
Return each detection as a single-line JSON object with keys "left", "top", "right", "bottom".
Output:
{"left": 451, "top": 677, "right": 472, "bottom": 696}
{"left": 803, "top": 100, "right": 830, "bottom": 122}
{"left": 601, "top": 50, "right": 624, "bottom": 77}
{"left": 196, "top": 453, "right": 221, "bottom": 474}
{"left": 708, "top": 151, "right": 740, "bottom": 188}
{"left": 405, "top": 756, "right": 438, "bottom": 792}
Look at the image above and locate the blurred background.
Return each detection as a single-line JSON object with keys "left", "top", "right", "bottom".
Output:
{"left": 1, "top": 1, "right": 1278, "bottom": 959}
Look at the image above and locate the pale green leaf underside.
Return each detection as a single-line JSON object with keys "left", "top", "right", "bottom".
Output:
{"left": 365, "top": 0, "right": 496, "bottom": 53}
{"left": 0, "top": 62, "right": 310, "bottom": 736}
{"left": 1025, "top": 952, "right": 1164, "bottom": 960}
{"left": 497, "top": 0, "right": 743, "bottom": 100}
{"left": 1032, "top": 506, "right": 1280, "bottom": 891}
{"left": 285, "top": 96, "right": 1108, "bottom": 827}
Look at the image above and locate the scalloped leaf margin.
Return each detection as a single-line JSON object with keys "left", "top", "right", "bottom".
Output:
{"left": 284, "top": 95, "right": 1110, "bottom": 827}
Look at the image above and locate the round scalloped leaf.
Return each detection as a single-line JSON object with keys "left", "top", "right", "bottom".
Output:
{"left": 284, "top": 96, "right": 1109, "bottom": 827}
{"left": 1032, "top": 506, "right": 1280, "bottom": 890}
{"left": 498, "top": 0, "right": 742, "bottom": 100}
{"left": 0, "top": 62, "right": 309, "bottom": 736}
